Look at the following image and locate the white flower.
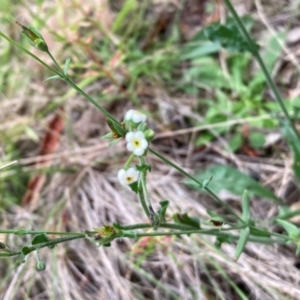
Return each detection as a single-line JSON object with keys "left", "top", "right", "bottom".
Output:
{"left": 125, "top": 109, "right": 147, "bottom": 123}
{"left": 126, "top": 131, "right": 148, "bottom": 156}
{"left": 118, "top": 168, "right": 139, "bottom": 186}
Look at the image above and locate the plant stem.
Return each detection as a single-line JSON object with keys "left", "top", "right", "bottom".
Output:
{"left": 0, "top": 229, "right": 85, "bottom": 235}
{"left": 122, "top": 228, "right": 285, "bottom": 244}
{"left": 137, "top": 177, "right": 151, "bottom": 219}
{"left": 124, "top": 153, "right": 135, "bottom": 169}
{"left": 148, "top": 148, "right": 242, "bottom": 222}
{"left": 64, "top": 77, "right": 123, "bottom": 131}
{"left": 117, "top": 222, "right": 198, "bottom": 231}
{"left": 47, "top": 51, "right": 65, "bottom": 75}
{"left": 0, "top": 235, "right": 84, "bottom": 258}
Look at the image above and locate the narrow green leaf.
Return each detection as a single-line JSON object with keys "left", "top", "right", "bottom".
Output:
{"left": 64, "top": 57, "right": 71, "bottom": 75}
{"left": 44, "top": 75, "right": 61, "bottom": 82}
{"left": 202, "top": 176, "right": 213, "bottom": 189}
{"left": 276, "top": 219, "right": 300, "bottom": 239}
{"left": 112, "top": 0, "right": 137, "bottom": 32}
{"left": 108, "top": 137, "right": 122, "bottom": 147}
{"left": 157, "top": 200, "right": 170, "bottom": 222}
{"left": 101, "top": 132, "right": 113, "bottom": 140}
{"left": 249, "top": 226, "right": 270, "bottom": 237}
{"left": 234, "top": 227, "right": 250, "bottom": 261}
{"left": 241, "top": 190, "right": 250, "bottom": 224}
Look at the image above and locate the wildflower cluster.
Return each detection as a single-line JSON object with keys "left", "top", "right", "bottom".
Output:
{"left": 115, "top": 109, "right": 154, "bottom": 189}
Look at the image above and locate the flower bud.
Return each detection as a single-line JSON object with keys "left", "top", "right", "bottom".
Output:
{"left": 16, "top": 22, "right": 48, "bottom": 52}
{"left": 144, "top": 129, "right": 155, "bottom": 141}
{"left": 36, "top": 260, "right": 46, "bottom": 271}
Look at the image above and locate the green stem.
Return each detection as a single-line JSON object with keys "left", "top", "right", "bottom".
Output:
{"left": 64, "top": 77, "right": 123, "bottom": 131}
{"left": 124, "top": 153, "right": 135, "bottom": 169}
{"left": 138, "top": 177, "right": 151, "bottom": 219}
{"left": 138, "top": 157, "right": 151, "bottom": 208}
{"left": 1, "top": 235, "right": 84, "bottom": 258}
{"left": 47, "top": 50, "right": 64, "bottom": 75}
{"left": 117, "top": 222, "right": 197, "bottom": 231}
{"left": 223, "top": 0, "right": 299, "bottom": 139}
{"left": 122, "top": 228, "right": 285, "bottom": 244}
{"left": 148, "top": 148, "right": 242, "bottom": 222}
{"left": 0, "top": 229, "right": 85, "bottom": 236}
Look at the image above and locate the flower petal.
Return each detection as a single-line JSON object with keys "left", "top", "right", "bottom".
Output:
{"left": 125, "top": 132, "right": 134, "bottom": 142}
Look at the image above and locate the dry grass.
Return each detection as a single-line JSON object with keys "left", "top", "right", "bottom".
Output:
{"left": 1, "top": 0, "right": 300, "bottom": 299}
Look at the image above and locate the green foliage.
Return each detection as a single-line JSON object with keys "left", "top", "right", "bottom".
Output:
{"left": 172, "top": 213, "right": 201, "bottom": 229}
{"left": 249, "top": 132, "right": 265, "bottom": 149}
{"left": 180, "top": 17, "right": 288, "bottom": 149}
{"left": 203, "top": 17, "right": 258, "bottom": 53}
{"left": 31, "top": 234, "right": 50, "bottom": 245}
{"left": 184, "top": 165, "right": 279, "bottom": 202}
{"left": 157, "top": 200, "right": 170, "bottom": 223}
{"left": 241, "top": 190, "right": 250, "bottom": 224}
{"left": 234, "top": 227, "right": 250, "bottom": 261}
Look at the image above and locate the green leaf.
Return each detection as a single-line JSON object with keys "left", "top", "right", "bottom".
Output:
{"left": 101, "top": 132, "right": 113, "bottom": 140}
{"left": 31, "top": 233, "right": 50, "bottom": 245}
{"left": 228, "top": 133, "right": 243, "bottom": 152}
{"left": 44, "top": 75, "right": 61, "bottom": 82}
{"left": 184, "top": 165, "right": 280, "bottom": 203}
{"left": 157, "top": 200, "right": 170, "bottom": 222}
{"left": 108, "top": 137, "right": 122, "bottom": 147}
{"left": 249, "top": 226, "right": 270, "bottom": 237}
{"left": 24, "top": 126, "right": 39, "bottom": 142}
{"left": 203, "top": 16, "right": 258, "bottom": 53}
{"left": 112, "top": 0, "right": 137, "bottom": 32}
{"left": 172, "top": 213, "right": 200, "bottom": 229}
{"left": 206, "top": 210, "right": 225, "bottom": 226}
{"left": 241, "top": 190, "right": 250, "bottom": 224}
{"left": 64, "top": 57, "right": 71, "bottom": 75}
{"left": 249, "top": 132, "right": 265, "bottom": 149}
{"left": 21, "top": 246, "right": 31, "bottom": 256}
{"left": 276, "top": 219, "right": 300, "bottom": 239}
{"left": 129, "top": 181, "right": 138, "bottom": 193}
{"left": 180, "top": 41, "right": 221, "bottom": 60}
{"left": 136, "top": 164, "right": 151, "bottom": 172}
{"left": 215, "top": 234, "right": 234, "bottom": 248}
{"left": 202, "top": 176, "right": 213, "bottom": 189}
{"left": 234, "top": 227, "right": 250, "bottom": 261}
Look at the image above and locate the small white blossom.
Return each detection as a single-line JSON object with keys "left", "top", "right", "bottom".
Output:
{"left": 125, "top": 109, "right": 147, "bottom": 123}
{"left": 118, "top": 168, "right": 139, "bottom": 186}
{"left": 126, "top": 131, "right": 148, "bottom": 156}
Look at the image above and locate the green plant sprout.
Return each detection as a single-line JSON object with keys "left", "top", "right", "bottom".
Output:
{"left": 0, "top": 0, "right": 300, "bottom": 273}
